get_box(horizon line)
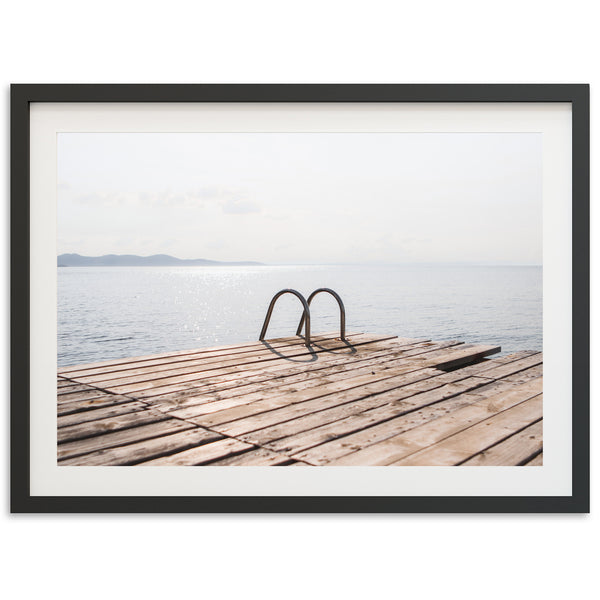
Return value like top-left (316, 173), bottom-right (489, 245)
top-left (57, 252), bottom-right (541, 268)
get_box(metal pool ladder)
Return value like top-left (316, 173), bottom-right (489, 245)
top-left (259, 288), bottom-right (346, 346)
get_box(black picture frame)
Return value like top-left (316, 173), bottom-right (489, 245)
top-left (10, 84), bottom-right (590, 513)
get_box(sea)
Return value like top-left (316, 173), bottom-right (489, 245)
top-left (57, 264), bottom-right (542, 368)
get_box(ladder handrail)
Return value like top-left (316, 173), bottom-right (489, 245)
top-left (296, 287), bottom-right (346, 340)
top-left (259, 289), bottom-right (312, 346)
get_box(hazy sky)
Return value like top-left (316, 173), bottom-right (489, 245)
top-left (57, 132), bottom-right (542, 264)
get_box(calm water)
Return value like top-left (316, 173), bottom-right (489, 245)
top-left (57, 265), bottom-right (542, 367)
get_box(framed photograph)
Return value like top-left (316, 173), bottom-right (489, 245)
top-left (11, 84), bottom-right (589, 512)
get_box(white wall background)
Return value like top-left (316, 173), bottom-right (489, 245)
top-left (1, 1), bottom-right (597, 598)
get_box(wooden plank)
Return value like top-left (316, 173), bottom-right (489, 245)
top-left (447, 378), bottom-right (524, 399)
top-left (461, 420), bottom-right (543, 466)
top-left (189, 365), bottom-right (444, 433)
top-left (76, 336), bottom-right (429, 393)
top-left (426, 351), bottom-right (539, 380)
top-left (261, 390), bottom-right (481, 458)
top-left (150, 341), bottom-right (434, 411)
top-left (58, 400), bottom-right (150, 428)
top-left (93, 334), bottom-right (400, 397)
top-left (140, 438), bottom-right (254, 466)
top-left (393, 396), bottom-right (543, 465)
top-left (62, 333), bottom-right (392, 382)
top-left (394, 340), bottom-right (463, 358)
top-left (213, 364), bottom-right (526, 443)
top-left (57, 332), bottom-right (354, 374)
top-left (524, 452), bottom-right (543, 466)
top-left (325, 379), bottom-right (542, 466)
top-left (57, 388), bottom-right (111, 403)
top-left (476, 350), bottom-right (537, 363)
top-left (59, 427), bottom-right (222, 466)
top-left (206, 373), bottom-right (498, 440)
top-left (114, 339), bottom-right (413, 404)
top-left (209, 448), bottom-right (293, 466)
top-left (502, 364), bottom-right (543, 384)
top-left (85, 333), bottom-right (413, 387)
top-left (233, 368), bottom-right (446, 447)
top-left (57, 419), bottom-right (195, 461)
top-left (239, 369), bottom-right (510, 452)
top-left (468, 353), bottom-right (543, 381)
top-left (141, 339), bottom-right (445, 407)
top-left (163, 353), bottom-right (454, 420)
top-left (417, 344), bottom-right (501, 369)
top-left (57, 410), bottom-right (170, 443)
top-left (57, 382), bottom-right (92, 393)
top-left (289, 379), bottom-right (520, 465)
top-left (65, 332), bottom-right (366, 383)
top-left (57, 394), bottom-right (142, 416)
top-left (122, 336), bottom-right (420, 402)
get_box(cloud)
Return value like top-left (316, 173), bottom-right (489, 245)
top-left (73, 192), bottom-right (110, 205)
top-left (139, 190), bottom-right (206, 208)
top-left (70, 186), bottom-right (261, 213)
top-left (221, 197), bottom-right (261, 214)
top-left (71, 190), bottom-right (204, 208)
top-left (139, 187), bottom-right (261, 214)
top-left (189, 186), bottom-right (262, 214)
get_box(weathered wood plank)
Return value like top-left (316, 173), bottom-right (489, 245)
top-left (77, 337), bottom-right (431, 396)
top-left (209, 448), bottom-right (293, 466)
top-left (150, 342), bottom-right (434, 411)
top-left (502, 364), bottom-right (543, 384)
top-left (57, 394), bottom-right (142, 416)
top-left (393, 396), bottom-right (543, 466)
top-left (57, 388), bottom-right (112, 403)
top-left (57, 377), bottom-right (79, 388)
top-left (394, 340), bottom-right (463, 358)
top-left (212, 375), bottom-right (494, 441)
top-left (240, 369), bottom-right (524, 456)
top-left (461, 420), bottom-right (543, 466)
top-left (57, 410), bottom-right (170, 443)
top-left (59, 427), bottom-right (222, 466)
top-left (164, 359), bottom-right (442, 421)
top-left (213, 362), bottom-right (529, 443)
top-left (94, 334), bottom-right (400, 397)
top-left (135, 342), bottom-right (408, 398)
top-left (58, 401), bottom-right (150, 428)
top-left (262, 391), bottom-right (480, 458)
top-left (417, 344), bottom-right (501, 369)
top-left (289, 379), bottom-right (521, 465)
top-left (426, 351), bottom-right (539, 380)
top-left (65, 332), bottom-right (364, 383)
top-left (61, 333), bottom-right (393, 382)
top-left (140, 438), bottom-right (254, 466)
top-left (139, 339), bottom-right (448, 407)
top-left (57, 420), bottom-right (195, 461)
top-left (57, 382), bottom-right (93, 393)
top-left (71, 333), bottom-right (412, 387)
top-left (524, 452), bottom-right (543, 466)
top-left (469, 353), bottom-right (543, 381)
top-left (189, 366), bottom-right (444, 434)
top-left (325, 379), bottom-right (542, 466)
top-left (58, 332), bottom-right (364, 375)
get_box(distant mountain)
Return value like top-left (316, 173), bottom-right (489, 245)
top-left (57, 253), bottom-right (264, 267)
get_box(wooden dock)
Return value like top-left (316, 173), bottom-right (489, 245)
top-left (57, 333), bottom-right (543, 466)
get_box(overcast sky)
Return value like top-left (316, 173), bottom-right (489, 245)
top-left (57, 132), bottom-right (542, 265)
